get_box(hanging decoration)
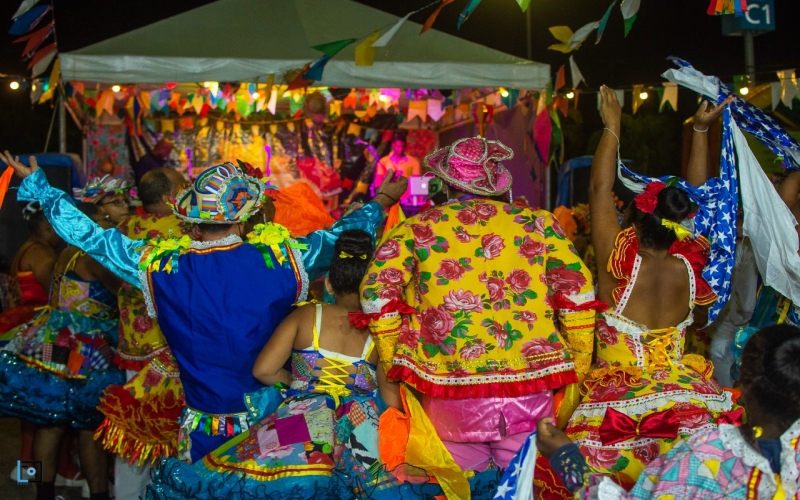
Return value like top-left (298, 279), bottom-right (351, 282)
top-left (659, 82), bottom-right (678, 112)
top-left (707, 0), bottom-right (748, 16)
top-left (777, 69), bottom-right (798, 107)
top-left (548, 21), bottom-right (600, 53)
top-left (555, 65), bottom-right (566, 91)
top-left (620, 0), bottom-right (641, 36)
top-left (372, 13), bottom-right (412, 47)
top-left (596, 0), bottom-right (618, 43)
top-left (421, 0), bottom-right (454, 34)
top-left (569, 56), bottom-right (585, 89)
top-left (457, 0), bottom-right (483, 30)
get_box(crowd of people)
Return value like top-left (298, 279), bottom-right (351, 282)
top-left (0, 80), bottom-right (798, 500)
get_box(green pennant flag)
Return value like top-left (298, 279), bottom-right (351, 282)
top-left (596, 0), bottom-right (618, 43)
top-left (236, 91), bottom-right (252, 118)
top-left (312, 39), bottom-right (357, 58)
top-left (623, 14), bottom-right (637, 37)
top-left (516, 0), bottom-right (531, 12)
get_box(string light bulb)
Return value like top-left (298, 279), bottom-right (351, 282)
top-left (112, 85), bottom-right (121, 92)
top-left (639, 91), bottom-right (649, 100)
top-left (378, 94), bottom-right (390, 103)
top-left (9, 81), bottom-right (20, 90)
top-left (566, 91), bottom-right (575, 99)
top-left (251, 92), bottom-right (260, 99)
top-left (499, 87), bottom-right (509, 97)
top-left (739, 86), bottom-right (750, 96)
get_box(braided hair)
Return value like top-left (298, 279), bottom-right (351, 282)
top-left (632, 187), bottom-right (693, 250)
top-left (739, 324), bottom-right (800, 428)
top-left (329, 230), bottom-right (373, 296)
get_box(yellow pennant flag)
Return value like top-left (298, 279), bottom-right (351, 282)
top-left (355, 31), bottom-right (380, 67)
top-left (38, 58), bottom-right (61, 104)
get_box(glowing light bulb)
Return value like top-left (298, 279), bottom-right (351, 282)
top-left (252, 92), bottom-right (260, 99)
top-left (639, 91), bottom-right (649, 100)
top-left (378, 94), bottom-right (390, 103)
top-left (739, 86), bottom-right (750, 96)
top-left (9, 81), bottom-right (19, 90)
top-left (499, 87), bottom-right (509, 97)
top-left (112, 85), bottom-right (121, 92)
top-left (32, 84), bottom-right (36, 91)
top-left (566, 91), bottom-right (575, 99)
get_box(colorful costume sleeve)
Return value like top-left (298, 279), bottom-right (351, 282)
top-left (543, 213), bottom-right (597, 380)
top-left (17, 168), bottom-right (143, 286)
top-left (297, 201), bottom-right (384, 281)
top-left (550, 443), bottom-right (591, 494)
top-left (360, 224), bottom-right (414, 375)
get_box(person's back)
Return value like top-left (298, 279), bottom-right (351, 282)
top-left (617, 251), bottom-right (691, 330)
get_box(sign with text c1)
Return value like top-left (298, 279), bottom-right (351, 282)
top-left (722, 0), bottom-right (776, 36)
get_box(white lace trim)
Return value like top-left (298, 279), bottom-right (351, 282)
top-left (138, 269), bottom-right (157, 318)
top-left (572, 388), bottom-right (733, 417)
top-left (614, 253), bottom-right (640, 314)
top-left (718, 420), bottom-right (800, 499)
top-left (361, 297), bottom-right (391, 315)
top-left (289, 243), bottom-right (309, 303)
top-left (579, 422), bottom-right (717, 450)
top-left (189, 234), bottom-right (242, 249)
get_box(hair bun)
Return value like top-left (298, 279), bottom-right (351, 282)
top-left (335, 230), bottom-right (373, 259)
top-left (656, 187), bottom-right (692, 222)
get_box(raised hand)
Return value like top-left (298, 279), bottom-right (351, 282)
top-left (694, 95), bottom-right (734, 131)
top-left (0, 151), bottom-right (38, 179)
top-left (599, 85), bottom-right (622, 133)
top-left (374, 168), bottom-right (409, 208)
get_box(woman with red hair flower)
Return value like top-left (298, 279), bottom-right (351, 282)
top-left (535, 87), bottom-right (738, 496)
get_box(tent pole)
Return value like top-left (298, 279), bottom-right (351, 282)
top-left (58, 90), bottom-right (67, 153)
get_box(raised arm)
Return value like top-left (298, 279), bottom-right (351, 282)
top-left (298, 171), bottom-right (408, 281)
top-left (589, 86), bottom-right (624, 301)
top-left (2, 152), bottom-right (143, 286)
top-left (686, 96), bottom-right (734, 187)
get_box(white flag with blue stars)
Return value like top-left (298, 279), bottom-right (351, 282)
top-left (493, 431), bottom-right (536, 500)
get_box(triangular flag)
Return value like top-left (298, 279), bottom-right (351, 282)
top-left (14, 22), bottom-right (53, 60)
top-left (355, 31), bottom-right (380, 66)
top-left (161, 119), bottom-right (175, 133)
top-left (569, 56), bottom-right (585, 88)
top-left (95, 90), bottom-right (116, 118)
top-left (12, 0), bottom-right (39, 20)
top-left (312, 39), bottom-right (356, 58)
top-left (408, 100), bottom-right (428, 122)
top-left (596, 0), bottom-right (618, 43)
top-left (37, 57), bottom-right (59, 104)
top-left (287, 63), bottom-right (312, 90)
top-left (191, 94), bottom-right (204, 114)
top-left (620, 0), bottom-right (640, 36)
top-left (427, 99), bottom-right (446, 121)
top-left (179, 117), bottom-right (194, 130)
top-left (555, 65), bottom-right (566, 91)
top-left (660, 82), bottom-right (678, 112)
top-left (533, 104), bottom-right (552, 163)
top-left (517, 0), bottom-right (531, 12)
top-left (771, 82), bottom-right (782, 110)
top-left (624, 15), bottom-right (637, 36)
top-left (554, 95), bottom-right (569, 117)
top-left (9, 4), bottom-right (49, 35)
top-left (266, 89), bottom-right (277, 114)
top-left (632, 84), bottom-right (645, 114)
top-left (421, 0), bottom-right (454, 34)
top-left (28, 42), bottom-right (56, 70)
top-left (777, 69), bottom-right (798, 107)
top-left (458, 0), bottom-right (482, 29)
top-left (365, 106), bottom-right (378, 119)
top-left (373, 13), bottom-right (412, 47)
top-left (329, 100), bottom-right (341, 118)
top-left (346, 122), bottom-right (362, 136)
top-left (303, 55), bottom-right (330, 82)
top-left (573, 89), bottom-right (582, 109)
top-left (548, 21), bottom-right (600, 53)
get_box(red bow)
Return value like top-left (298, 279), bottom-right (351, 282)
top-left (598, 408), bottom-right (679, 445)
top-left (717, 408), bottom-right (745, 426)
top-left (348, 299), bottom-right (416, 329)
top-left (550, 293), bottom-right (608, 313)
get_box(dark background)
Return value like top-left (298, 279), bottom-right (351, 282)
top-left (0, 0), bottom-right (797, 167)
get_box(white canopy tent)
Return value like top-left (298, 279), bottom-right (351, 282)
top-left (59, 0), bottom-right (549, 89)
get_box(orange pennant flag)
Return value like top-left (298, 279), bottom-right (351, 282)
top-left (421, 0), bottom-right (455, 34)
top-left (0, 166), bottom-right (14, 211)
top-left (555, 65), bottom-right (566, 91)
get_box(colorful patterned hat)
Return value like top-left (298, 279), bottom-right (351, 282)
top-left (173, 162), bottom-right (268, 224)
top-left (73, 175), bottom-right (133, 204)
top-left (423, 137), bottom-right (513, 197)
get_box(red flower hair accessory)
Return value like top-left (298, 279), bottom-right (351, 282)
top-left (633, 181), bottom-right (666, 214)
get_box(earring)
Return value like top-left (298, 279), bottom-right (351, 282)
top-left (752, 426), bottom-right (763, 439)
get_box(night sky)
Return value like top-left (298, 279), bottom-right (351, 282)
top-left (0, 0), bottom-right (798, 153)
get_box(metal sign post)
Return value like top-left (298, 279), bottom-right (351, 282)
top-left (721, 0), bottom-right (776, 84)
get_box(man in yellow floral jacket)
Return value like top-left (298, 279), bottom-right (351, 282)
top-left (361, 137), bottom-right (597, 471)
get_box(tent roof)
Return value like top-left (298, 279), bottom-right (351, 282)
top-left (59, 0), bottom-right (549, 89)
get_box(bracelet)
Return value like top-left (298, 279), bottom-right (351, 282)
top-left (693, 125), bottom-right (709, 133)
top-left (603, 127), bottom-right (620, 145)
top-left (377, 191), bottom-right (398, 204)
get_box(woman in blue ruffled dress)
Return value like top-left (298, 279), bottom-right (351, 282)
top-left (0, 201), bottom-right (125, 500)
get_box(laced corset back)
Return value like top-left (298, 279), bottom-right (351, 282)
top-left (597, 250), bottom-right (697, 371)
top-left (290, 303), bottom-right (378, 399)
top-left (54, 250), bottom-right (117, 320)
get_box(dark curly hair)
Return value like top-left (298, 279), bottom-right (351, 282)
top-left (739, 324), bottom-right (800, 428)
top-left (328, 230), bottom-right (374, 295)
top-left (632, 186), bottom-right (693, 250)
